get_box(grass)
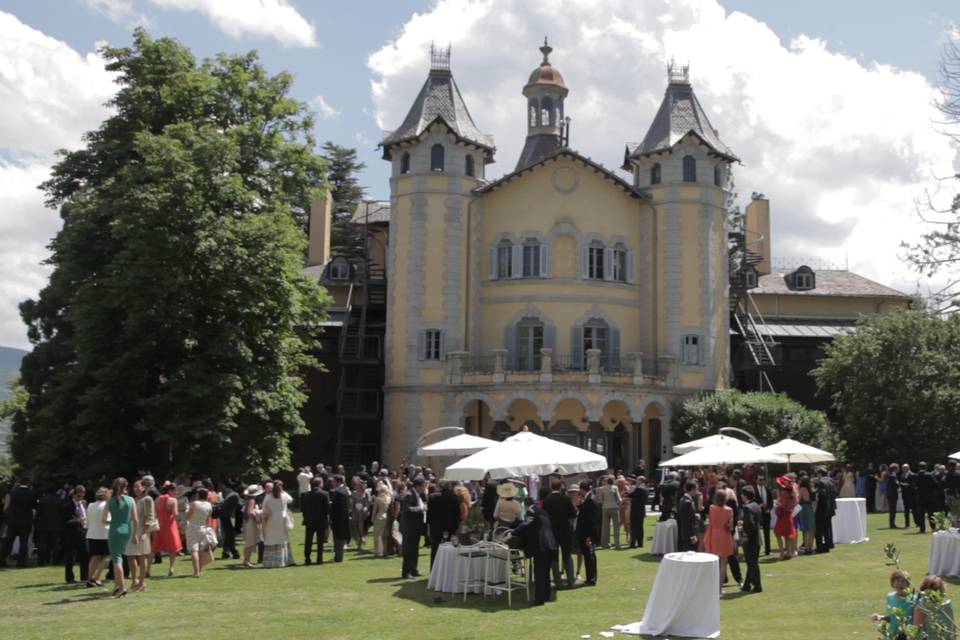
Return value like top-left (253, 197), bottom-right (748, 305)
top-left (0, 513), bottom-right (953, 640)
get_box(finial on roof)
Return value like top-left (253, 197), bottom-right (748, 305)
top-left (540, 36), bottom-right (552, 64)
top-left (430, 42), bottom-right (451, 72)
top-left (667, 57), bottom-right (690, 84)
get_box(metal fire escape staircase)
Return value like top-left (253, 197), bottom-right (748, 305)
top-left (728, 227), bottom-right (779, 392)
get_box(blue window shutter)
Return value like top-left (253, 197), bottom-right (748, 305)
top-left (439, 331), bottom-right (447, 360)
top-left (626, 250), bottom-right (635, 283)
top-left (540, 243), bottom-right (549, 277)
top-left (611, 329), bottom-right (621, 368)
top-left (505, 326), bottom-right (517, 370)
top-left (571, 326), bottom-right (584, 369)
top-left (603, 247), bottom-right (614, 281)
top-left (489, 246), bottom-right (498, 280)
top-left (417, 330), bottom-right (425, 361)
top-left (511, 244), bottom-right (522, 278)
top-left (580, 245), bottom-right (590, 278)
top-left (544, 324), bottom-right (556, 351)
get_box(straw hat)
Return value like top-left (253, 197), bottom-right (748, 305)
top-left (243, 484), bottom-right (264, 497)
top-left (496, 483), bottom-right (518, 498)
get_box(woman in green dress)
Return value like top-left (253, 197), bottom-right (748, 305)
top-left (105, 477), bottom-right (138, 597)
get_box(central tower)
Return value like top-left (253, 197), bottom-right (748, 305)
top-left (516, 38), bottom-right (569, 171)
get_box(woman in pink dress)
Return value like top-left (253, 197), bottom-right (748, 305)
top-left (773, 475), bottom-right (798, 560)
top-left (153, 482), bottom-right (183, 576)
top-left (705, 490), bottom-right (735, 593)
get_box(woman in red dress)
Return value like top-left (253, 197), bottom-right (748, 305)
top-left (153, 482), bottom-right (183, 576)
top-left (773, 475), bottom-right (798, 560)
top-left (705, 490), bottom-right (735, 593)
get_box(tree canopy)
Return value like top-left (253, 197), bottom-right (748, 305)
top-left (672, 390), bottom-right (842, 458)
top-left (11, 29), bottom-right (330, 483)
top-left (321, 142), bottom-right (367, 256)
top-left (812, 309), bottom-right (960, 465)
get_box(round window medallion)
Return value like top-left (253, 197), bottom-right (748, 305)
top-left (551, 167), bottom-right (579, 193)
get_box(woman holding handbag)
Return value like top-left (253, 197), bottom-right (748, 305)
top-left (185, 488), bottom-right (216, 577)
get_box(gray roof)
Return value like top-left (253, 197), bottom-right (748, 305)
top-left (757, 323), bottom-right (856, 339)
top-left (380, 68), bottom-right (494, 160)
top-left (626, 79), bottom-right (737, 164)
top-left (351, 200), bottom-right (391, 224)
top-left (515, 133), bottom-right (563, 172)
top-left (753, 270), bottom-right (910, 299)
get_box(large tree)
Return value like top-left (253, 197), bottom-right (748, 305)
top-left (11, 30), bottom-right (330, 483)
top-left (672, 390), bottom-right (842, 459)
top-left (321, 142), bottom-right (367, 256)
top-left (812, 310), bottom-right (960, 464)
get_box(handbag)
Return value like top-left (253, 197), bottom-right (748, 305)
top-left (284, 510), bottom-right (295, 531)
top-left (202, 526), bottom-right (218, 550)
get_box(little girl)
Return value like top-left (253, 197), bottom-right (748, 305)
top-left (871, 570), bottom-right (914, 640)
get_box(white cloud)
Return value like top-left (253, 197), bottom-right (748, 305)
top-left (148, 0), bottom-right (316, 47)
top-left (368, 0), bottom-right (958, 294)
top-left (311, 94), bottom-right (340, 119)
top-left (0, 11), bottom-right (117, 349)
top-left (84, 0), bottom-right (151, 27)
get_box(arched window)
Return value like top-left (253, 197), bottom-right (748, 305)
top-left (400, 152), bottom-right (410, 174)
top-left (430, 144), bottom-right (444, 172)
top-left (714, 164), bottom-right (723, 187)
top-left (542, 96), bottom-right (554, 126)
top-left (650, 163), bottom-right (661, 185)
top-left (465, 154), bottom-right (475, 177)
top-left (682, 155), bottom-right (696, 182)
top-left (528, 98), bottom-right (539, 127)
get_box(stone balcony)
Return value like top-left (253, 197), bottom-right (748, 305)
top-left (444, 348), bottom-right (677, 387)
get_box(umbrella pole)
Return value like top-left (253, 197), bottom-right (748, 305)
top-left (786, 454), bottom-right (791, 473)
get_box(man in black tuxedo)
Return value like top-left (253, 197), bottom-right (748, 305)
top-left (62, 485), bottom-right (88, 583)
top-left (885, 463), bottom-right (901, 529)
top-left (426, 481), bottom-right (461, 569)
top-left (301, 477), bottom-right (330, 565)
top-left (738, 486), bottom-right (762, 593)
top-left (900, 463), bottom-right (916, 528)
top-left (914, 461), bottom-right (940, 533)
top-left (543, 477), bottom-right (576, 588)
top-left (628, 477), bottom-right (649, 548)
top-left (677, 481), bottom-right (700, 552)
top-left (575, 481), bottom-right (601, 586)
top-left (329, 475), bottom-right (351, 563)
top-left (752, 472), bottom-right (773, 555)
top-left (659, 471), bottom-right (680, 521)
top-left (35, 488), bottom-right (64, 566)
top-left (400, 477), bottom-right (427, 578)
top-left (1, 476), bottom-right (37, 567)
top-left (814, 467), bottom-right (837, 552)
top-left (512, 502), bottom-right (557, 606)
top-left (218, 483), bottom-right (241, 560)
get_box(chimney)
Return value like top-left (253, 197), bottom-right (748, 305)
top-left (745, 195), bottom-right (771, 276)
top-left (307, 190), bottom-right (333, 266)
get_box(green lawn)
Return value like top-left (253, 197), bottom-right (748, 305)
top-left (0, 513), bottom-right (952, 640)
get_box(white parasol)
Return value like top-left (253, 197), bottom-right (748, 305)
top-left (759, 438), bottom-right (835, 470)
top-left (444, 429), bottom-right (607, 480)
top-left (673, 433), bottom-right (754, 455)
top-left (417, 433), bottom-right (497, 456)
top-left (948, 450), bottom-right (960, 461)
top-left (661, 439), bottom-right (786, 467)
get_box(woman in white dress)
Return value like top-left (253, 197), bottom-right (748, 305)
top-left (185, 488), bottom-right (216, 577)
top-left (124, 480), bottom-right (157, 592)
top-left (261, 480), bottom-right (293, 568)
top-left (241, 484), bottom-right (264, 568)
top-left (371, 485), bottom-right (392, 557)
top-left (840, 465), bottom-right (857, 499)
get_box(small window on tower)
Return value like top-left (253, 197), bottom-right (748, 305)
top-left (650, 163), bottom-right (661, 185)
top-left (714, 165), bottom-right (723, 187)
top-left (528, 98), bottom-right (539, 127)
top-left (465, 155), bottom-right (475, 177)
top-left (542, 96), bottom-right (554, 126)
top-left (430, 144), bottom-right (445, 172)
top-left (683, 155), bottom-right (697, 182)
top-left (400, 152), bottom-right (410, 174)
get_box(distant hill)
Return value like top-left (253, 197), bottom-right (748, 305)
top-left (0, 346), bottom-right (27, 454)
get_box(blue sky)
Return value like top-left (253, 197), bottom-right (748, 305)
top-left (0, 0), bottom-right (958, 349)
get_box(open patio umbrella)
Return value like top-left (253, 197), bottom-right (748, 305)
top-left (673, 433), bottom-right (754, 455)
top-left (661, 439), bottom-right (786, 467)
top-left (444, 429), bottom-right (607, 480)
top-left (417, 433), bottom-right (496, 457)
top-left (950, 451), bottom-right (960, 461)
top-left (760, 438), bottom-right (835, 471)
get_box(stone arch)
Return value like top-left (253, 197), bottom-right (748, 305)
top-left (500, 390), bottom-right (546, 417)
top-left (598, 392), bottom-right (643, 419)
top-left (545, 391), bottom-right (598, 422)
top-left (640, 394), bottom-right (672, 419)
top-left (504, 395), bottom-right (542, 431)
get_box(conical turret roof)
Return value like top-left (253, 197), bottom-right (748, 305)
top-left (380, 47), bottom-right (494, 161)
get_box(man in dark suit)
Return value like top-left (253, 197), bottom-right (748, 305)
top-left (426, 481), bottom-right (461, 569)
top-left (543, 477), bottom-right (576, 588)
top-left (1, 476), bottom-right (37, 567)
top-left (481, 477), bottom-right (498, 535)
top-left (62, 485), bottom-right (88, 583)
top-left (739, 485), bottom-right (762, 593)
top-left (628, 477), bottom-right (649, 548)
top-left (814, 466), bottom-right (837, 552)
top-left (575, 481), bottom-right (601, 586)
top-left (900, 463), bottom-right (916, 528)
top-left (329, 474), bottom-right (351, 563)
top-left (218, 483), bottom-right (241, 560)
top-left (400, 477), bottom-right (427, 578)
top-left (885, 463), bottom-right (901, 529)
top-left (35, 488), bottom-right (64, 566)
top-left (677, 481), bottom-right (700, 552)
top-left (752, 472), bottom-right (773, 555)
top-left (512, 501), bottom-right (557, 606)
top-left (914, 461), bottom-right (940, 533)
top-left (659, 471), bottom-right (680, 521)
top-left (301, 477), bottom-right (330, 565)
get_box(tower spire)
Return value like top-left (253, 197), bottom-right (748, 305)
top-left (540, 36), bottom-right (552, 64)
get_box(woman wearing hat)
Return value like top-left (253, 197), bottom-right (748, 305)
top-left (773, 475), bottom-right (798, 560)
top-left (153, 482), bottom-right (182, 577)
top-left (241, 484), bottom-right (264, 567)
top-left (493, 482), bottom-right (521, 528)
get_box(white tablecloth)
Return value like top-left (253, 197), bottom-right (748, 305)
top-left (426, 543), bottom-right (504, 594)
top-left (612, 551), bottom-right (720, 638)
top-left (832, 497), bottom-right (868, 544)
top-left (929, 530), bottom-right (960, 577)
top-left (651, 519), bottom-right (677, 555)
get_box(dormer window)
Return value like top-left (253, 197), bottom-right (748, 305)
top-left (329, 257), bottom-right (350, 280)
top-left (795, 267), bottom-right (815, 290)
top-left (430, 144), bottom-right (445, 172)
top-left (714, 165), bottom-right (723, 187)
top-left (465, 155), bottom-right (475, 177)
top-left (400, 152), bottom-right (410, 175)
top-left (650, 163), bottom-right (661, 185)
top-left (682, 155), bottom-right (696, 182)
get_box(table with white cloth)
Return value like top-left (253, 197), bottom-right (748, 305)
top-left (650, 519), bottom-right (677, 555)
top-left (831, 497), bottom-right (869, 544)
top-left (427, 543), bottom-right (504, 594)
top-left (612, 551), bottom-right (720, 638)
top-left (928, 529), bottom-right (960, 577)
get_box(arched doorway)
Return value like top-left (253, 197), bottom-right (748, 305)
top-left (462, 398), bottom-right (495, 437)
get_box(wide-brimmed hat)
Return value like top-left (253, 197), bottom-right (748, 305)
top-left (161, 481), bottom-right (176, 493)
top-left (243, 484), bottom-right (264, 497)
top-left (566, 485), bottom-right (581, 494)
top-left (775, 475), bottom-right (792, 488)
top-left (497, 483), bottom-right (518, 498)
